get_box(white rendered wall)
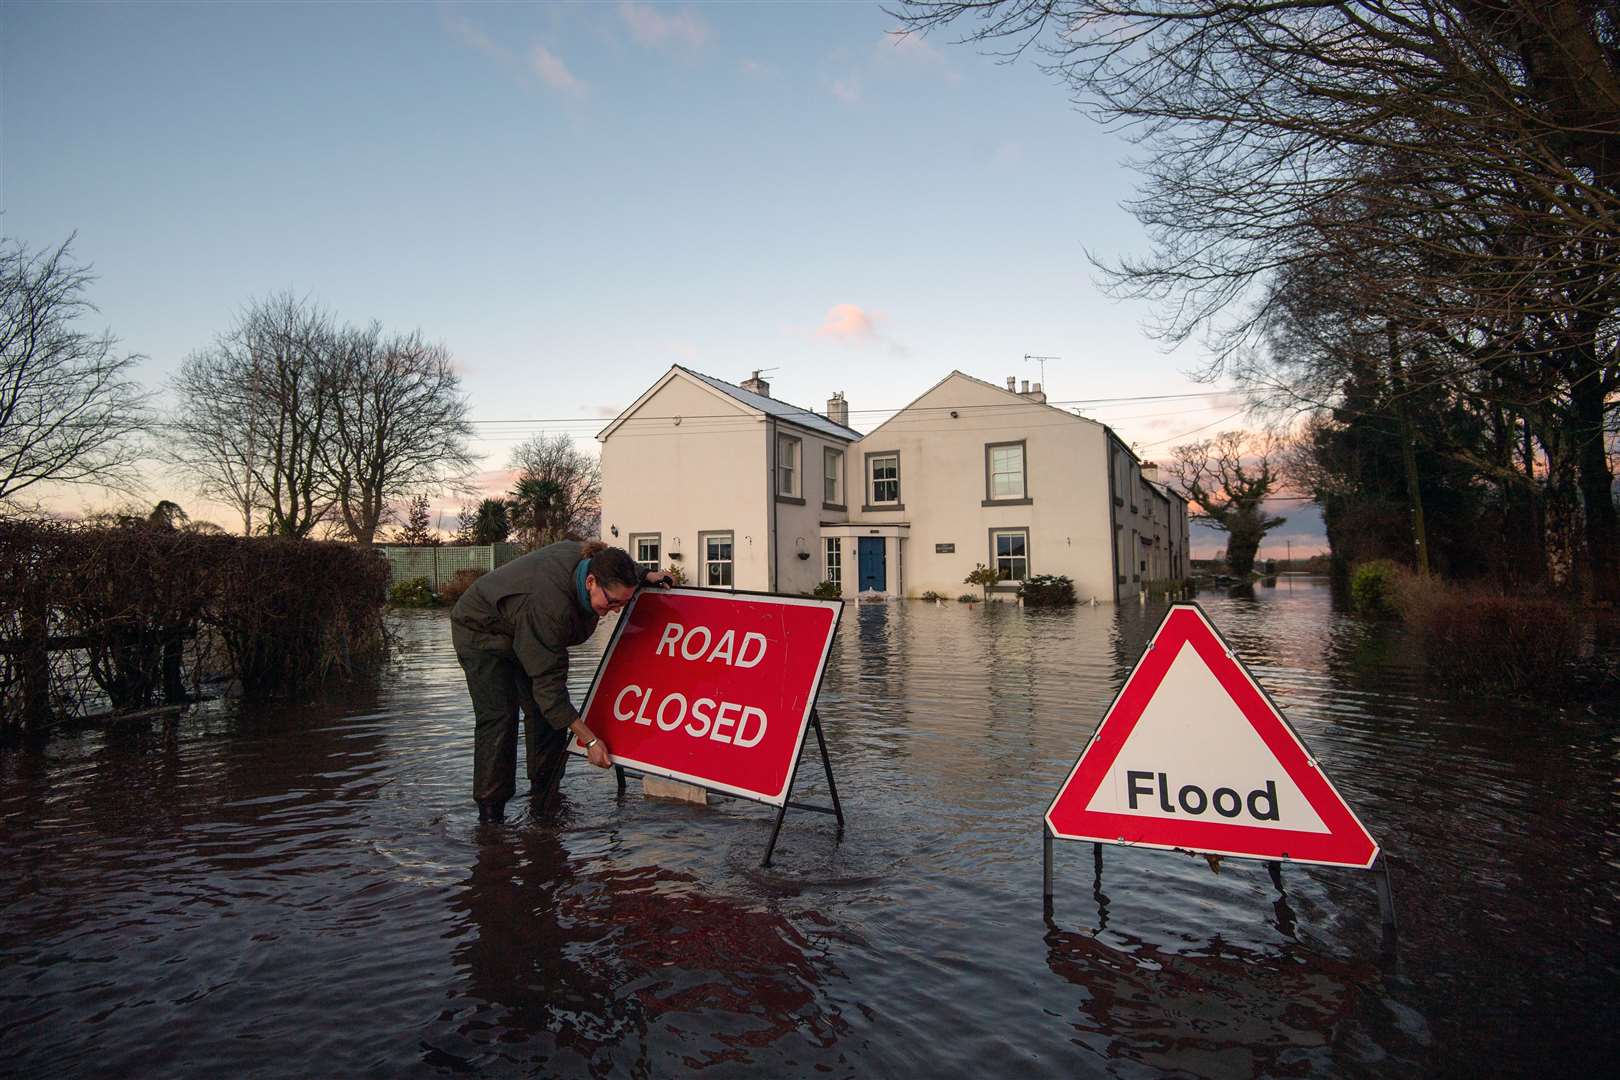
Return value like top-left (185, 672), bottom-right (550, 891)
top-left (850, 374), bottom-right (1118, 602)
top-left (598, 375), bottom-right (770, 591)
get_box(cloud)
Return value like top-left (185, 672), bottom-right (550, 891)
top-left (531, 44), bottom-right (586, 95)
top-left (815, 304), bottom-right (908, 355)
top-left (588, 404), bottom-right (622, 419)
top-left (881, 30), bottom-right (961, 83)
top-left (817, 304), bottom-right (878, 341)
top-left (619, 2), bottom-right (709, 52)
top-left (443, 7), bottom-right (505, 62)
top-left (828, 75), bottom-right (861, 104)
top-left (441, 6), bottom-right (585, 97)
top-left (740, 58), bottom-right (766, 77)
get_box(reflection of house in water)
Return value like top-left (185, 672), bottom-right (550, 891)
top-left (600, 367), bottom-right (1190, 603)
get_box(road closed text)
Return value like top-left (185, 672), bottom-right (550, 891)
top-left (612, 685), bottom-right (767, 747)
top-left (610, 621), bottom-right (774, 747)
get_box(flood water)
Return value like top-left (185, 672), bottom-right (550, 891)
top-left (3, 578), bottom-right (1617, 1077)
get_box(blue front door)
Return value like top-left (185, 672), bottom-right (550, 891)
top-left (858, 537), bottom-right (886, 593)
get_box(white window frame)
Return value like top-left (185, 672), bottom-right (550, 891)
top-left (991, 528), bottom-right (1029, 583)
top-left (701, 531), bottom-right (734, 589)
top-left (824, 448), bottom-right (843, 506)
top-left (824, 537), bottom-right (842, 590)
top-left (777, 434), bottom-right (801, 498)
top-left (630, 533), bottom-right (661, 574)
top-left (986, 441), bottom-right (1027, 502)
top-left (868, 453), bottom-right (900, 506)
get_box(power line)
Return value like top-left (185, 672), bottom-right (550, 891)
top-left (464, 390), bottom-right (1242, 427)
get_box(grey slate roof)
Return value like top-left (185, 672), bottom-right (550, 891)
top-left (678, 366), bottom-right (862, 441)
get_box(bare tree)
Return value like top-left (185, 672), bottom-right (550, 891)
top-left (169, 293), bottom-right (340, 538)
top-left (892, 0), bottom-right (1620, 598)
top-left (168, 342), bottom-right (262, 534)
top-left (324, 324), bottom-right (475, 545)
top-left (0, 235), bottom-right (149, 502)
top-left (1171, 432), bottom-right (1288, 576)
top-left (508, 434), bottom-right (601, 549)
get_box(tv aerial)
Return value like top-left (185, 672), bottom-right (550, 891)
top-left (1024, 354), bottom-right (1059, 387)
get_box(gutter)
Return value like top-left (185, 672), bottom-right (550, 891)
top-left (1105, 430), bottom-right (1120, 603)
top-left (768, 416), bottom-right (778, 592)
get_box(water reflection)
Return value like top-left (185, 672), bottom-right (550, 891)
top-left (2, 579), bottom-right (1616, 1077)
top-left (1043, 921), bottom-right (1369, 1076)
top-left (441, 827), bottom-right (848, 1075)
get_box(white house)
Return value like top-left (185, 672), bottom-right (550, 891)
top-left (597, 366), bottom-right (860, 595)
top-left (598, 366), bottom-right (1189, 602)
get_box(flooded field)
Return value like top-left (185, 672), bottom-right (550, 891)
top-left (3, 578), bottom-right (1616, 1076)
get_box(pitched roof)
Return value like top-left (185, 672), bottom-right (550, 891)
top-left (678, 366), bottom-right (861, 441)
top-left (859, 369), bottom-right (1105, 441)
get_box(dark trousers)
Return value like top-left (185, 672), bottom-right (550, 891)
top-left (455, 644), bottom-right (570, 806)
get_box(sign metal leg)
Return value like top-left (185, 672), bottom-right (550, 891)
top-left (811, 710), bottom-right (845, 835)
top-left (1373, 855), bottom-right (1397, 931)
top-left (1043, 827), bottom-right (1054, 901)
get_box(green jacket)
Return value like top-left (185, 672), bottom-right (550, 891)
top-left (450, 540), bottom-right (598, 730)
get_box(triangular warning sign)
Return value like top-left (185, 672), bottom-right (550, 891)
top-left (1046, 603), bottom-right (1379, 869)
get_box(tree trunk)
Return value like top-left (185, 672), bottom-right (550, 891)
top-left (1570, 373), bottom-right (1619, 603)
top-left (1543, 441), bottom-right (1583, 595)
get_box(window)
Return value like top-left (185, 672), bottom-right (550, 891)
top-left (703, 532), bottom-right (734, 588)
top-left (824, 448), bottom-right (843, 506)
top-left (992, 529), bottom-right (1028, 582)
top-left (985, 441), bottom-right (1027, 502)
top-left (631, 534), bottom-right (660, 574)
top-left (777, 434), bottom-right (801, 498)
top-left (870, 454), bottom-right (899, 505)
top-left (824, 538), bottom-right (842, 590)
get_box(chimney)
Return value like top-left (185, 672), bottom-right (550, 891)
top-left (1141, 462), bottom-right (1159, 484)
top-left (1006, 376), bottom-right (1017, 391)
top-left (741, 369), bottom-right (770, 397)
top-left (1020, 379), bottom-right (1030, 394)
top-left (826, 391), bottom-right (849, 427)
top-left (1020, 380), bottom-right (1047, 404)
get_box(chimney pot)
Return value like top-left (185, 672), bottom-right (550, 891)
top-left (1020, 379), bottom-right (1030, 393)
top-left (1006, 376), bottom-right (1017, 391)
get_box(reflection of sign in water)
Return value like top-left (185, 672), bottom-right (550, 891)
top-left (1047, 603), bottom-right (1379, 869)
top-left (575, 588), bottom-right (841, 807)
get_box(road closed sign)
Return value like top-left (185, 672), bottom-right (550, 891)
top-left (1047, 603), bottom-right (1379, 868)
top-left (573, 588), bottom-right (842, 806)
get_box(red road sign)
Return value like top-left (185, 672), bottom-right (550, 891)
top-left (572, 588), bottom-right (841, 806)
top-left (1046, 603), bottom-right (1379, 868)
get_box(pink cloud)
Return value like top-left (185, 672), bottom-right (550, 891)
top-left (815, 303), bottom-right (908, 356)
top-left (531, 44), bottom-right (586, 95)
top-left (828, 76), bottom-right (861, 104)
top-left (619, 2), bottom-right (709, 51)
top-left (817, 303), bottom-right (878, 340)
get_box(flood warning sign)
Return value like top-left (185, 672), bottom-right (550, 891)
top-left (1046, 603), bottom-right (1379, 868)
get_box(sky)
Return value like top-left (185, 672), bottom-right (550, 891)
top-left (1, 0), bottom-right (1324, 558)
